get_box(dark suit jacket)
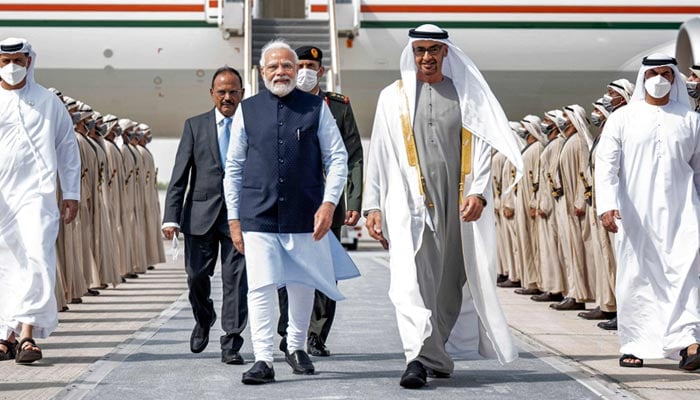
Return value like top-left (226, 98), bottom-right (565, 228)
top-left (163, 108), bottom-right (228, 236)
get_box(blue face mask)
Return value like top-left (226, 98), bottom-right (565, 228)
top-left (686, 81), bottom-right (700, 99)
top-left (590, 112), bottom-right (605, 128)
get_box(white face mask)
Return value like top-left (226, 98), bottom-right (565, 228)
top-left (296, 68), bottom-right (318, 92)
top-left (644, 75), bottom-right (672, 99)
top-left (0, 62), bottom-right (28, 86)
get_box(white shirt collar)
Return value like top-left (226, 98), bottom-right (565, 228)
top-left (214, 107), bottom-right (229, 126)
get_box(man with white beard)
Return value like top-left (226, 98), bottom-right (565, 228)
top-left (224, 39), bottom-right (358, 384)
top-left (596, 54), bottom-right (700, 370)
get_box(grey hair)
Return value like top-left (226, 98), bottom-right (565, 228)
top-left (259, 39), bottom-right (298, 67)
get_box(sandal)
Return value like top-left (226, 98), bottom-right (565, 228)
top-left (0, 339), bottom-right (17, 361)
top-left (15, 337), bottom-right (43, 364)
top-left (619, 354), bottom-right (643, 368)
top-left (679, 345), bottom-right (700, 371)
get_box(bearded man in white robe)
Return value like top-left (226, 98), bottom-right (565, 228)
top-left (596, 54), bottom-right (700, 370)
top-left (363, 24), bottom-right (521, 389)
top-left (0, 38), bottom-right (81, 364)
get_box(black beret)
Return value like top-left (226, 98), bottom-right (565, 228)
top-left (296, 46), bottom-right (323, 62)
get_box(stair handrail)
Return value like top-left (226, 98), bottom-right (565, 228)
top-left (352, 0), bottom-right (360, 35)
top-left (243, 0), bottom-right (254, 97)
top-left (327, 0), bottom-right (341, 92)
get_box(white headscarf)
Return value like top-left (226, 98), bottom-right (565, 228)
top-left (629, 53), bottom-right (691, 109)
top-left (563, 104), bottom-right (593, 149)
top-left (509, 121), bottom-right (526, 149)
top-left (400, 24), bottom-right (523, 184)
top-left (689, 64), bottom-right (700, 79)
top-left (544, 109), bottom-right (566, 139)
top-left (521, 114), bottom-right (546, 144)
top-left (607, 78), bottom-right (635, 103)
top-left (592, 98), bottom-right (611, 118)
top-left (0, 37), bottom-right (36, 84)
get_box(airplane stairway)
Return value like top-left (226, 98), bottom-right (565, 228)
top-left (251, 18), bottom-right (332, 90)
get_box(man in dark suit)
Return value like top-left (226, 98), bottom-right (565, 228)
top-left (162, 67), bottom-right (247, 365)
top-left (277, 46), bottom-right (363, 357)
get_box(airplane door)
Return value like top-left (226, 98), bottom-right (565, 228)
top-left (260, 0), bottom-right (306, 18)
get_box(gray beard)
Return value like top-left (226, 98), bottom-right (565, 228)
top-left (264, 77), bottom-right (295, 97)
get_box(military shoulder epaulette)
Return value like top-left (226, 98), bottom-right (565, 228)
top-left (326, 92), bottom-right (349, 104)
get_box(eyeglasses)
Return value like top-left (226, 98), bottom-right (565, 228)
top-left (264, 62), bottom-right (295, 74)
top-left (412, 45), bottom-right (443, 56)
top-left (214, 89), bottom-right (243, 98)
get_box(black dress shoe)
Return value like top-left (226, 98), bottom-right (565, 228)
top-left (550, 297), bottom-right (585, 311)
top-left (285, 350), bottom-right (315, 375)
top-left (242, 361), bottom-right (275, 385)
top-left (400, 360), bottom-right (427, 389)
top-left (597, 317), bottom-right (618, 330)
top-left (426, 367), bottom-right (450, 379)
top-left (222, 349), bottom-right (245, 365)
top-left (497, 279), bottom-right (521, 288)
top-left (514, 288), bottom-right (542, 295)
top-left (190, 314), bottom-right (216, 353)
top-left (531, 292), bottom-right (564, 302)
top-left (124, 273), bottom-right (138, 279)
top-left (307, 334), bottom-right (330, 357)
top-left (496, 274), bottom-right (509, 284)
top-left (578, 306), bottom-right (617, 320)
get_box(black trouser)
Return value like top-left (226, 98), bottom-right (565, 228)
top-left (184, 227), bottom-right (247, 351)
top-left (277, 226), bottom-right (340, 345)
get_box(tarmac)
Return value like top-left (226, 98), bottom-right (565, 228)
top-left (0, 241), bottom-right (698, 400)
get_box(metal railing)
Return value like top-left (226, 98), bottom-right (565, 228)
top-left (243, 0), bottom-right (254, 96)
top-left (327, 0), bottom-right (341, 92)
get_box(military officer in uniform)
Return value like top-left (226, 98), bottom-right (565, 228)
top-left (277, 45), bottom-right (364, 357)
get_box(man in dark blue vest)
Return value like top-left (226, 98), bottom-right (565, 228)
top-left (162, 67), bottom-right (248, 365)
top-left (224, 39), bottom-right (352, 385)
top-left (277, 45), bottom-right (364, 358)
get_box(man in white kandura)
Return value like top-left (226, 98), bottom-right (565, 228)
top-left (0, 38), bottom-right (81, 364)
top-left (363, 24), bottom-right (522, 389)
top-left (224, 39), bottom-right (358, 385)
top-left (595, 53), bottom-right (700, 371)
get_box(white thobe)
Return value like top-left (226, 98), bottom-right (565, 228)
top-left (0, 83), bottom-right (81, 339)
top-left (596, 100), bottom-right (700, 359)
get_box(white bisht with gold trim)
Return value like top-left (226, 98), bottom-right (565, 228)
top-left (363, 24), bottom-right (523, 364)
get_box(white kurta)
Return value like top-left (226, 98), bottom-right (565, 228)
top-left (363, 81), bottom-right (518, 364)
top-left (224, 100), bottom-right (357, 300)
top-left (596, 100), bottom-right (700, 359)
top-left (0, 83), bottom-right (81, 339)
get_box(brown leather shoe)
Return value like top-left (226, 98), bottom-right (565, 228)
top-left (578, 306), bottom-right (617, 320)
top-left (531, 292), bottom-right (564, 302)
top-left (496, 274), bottom-right (508, 284)
top-left (549, 297), bottom-right (585, 310)
top-left (497, 279), bottom-right (521, 288)
top-left (514, 288), bottom-right (542, 295)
